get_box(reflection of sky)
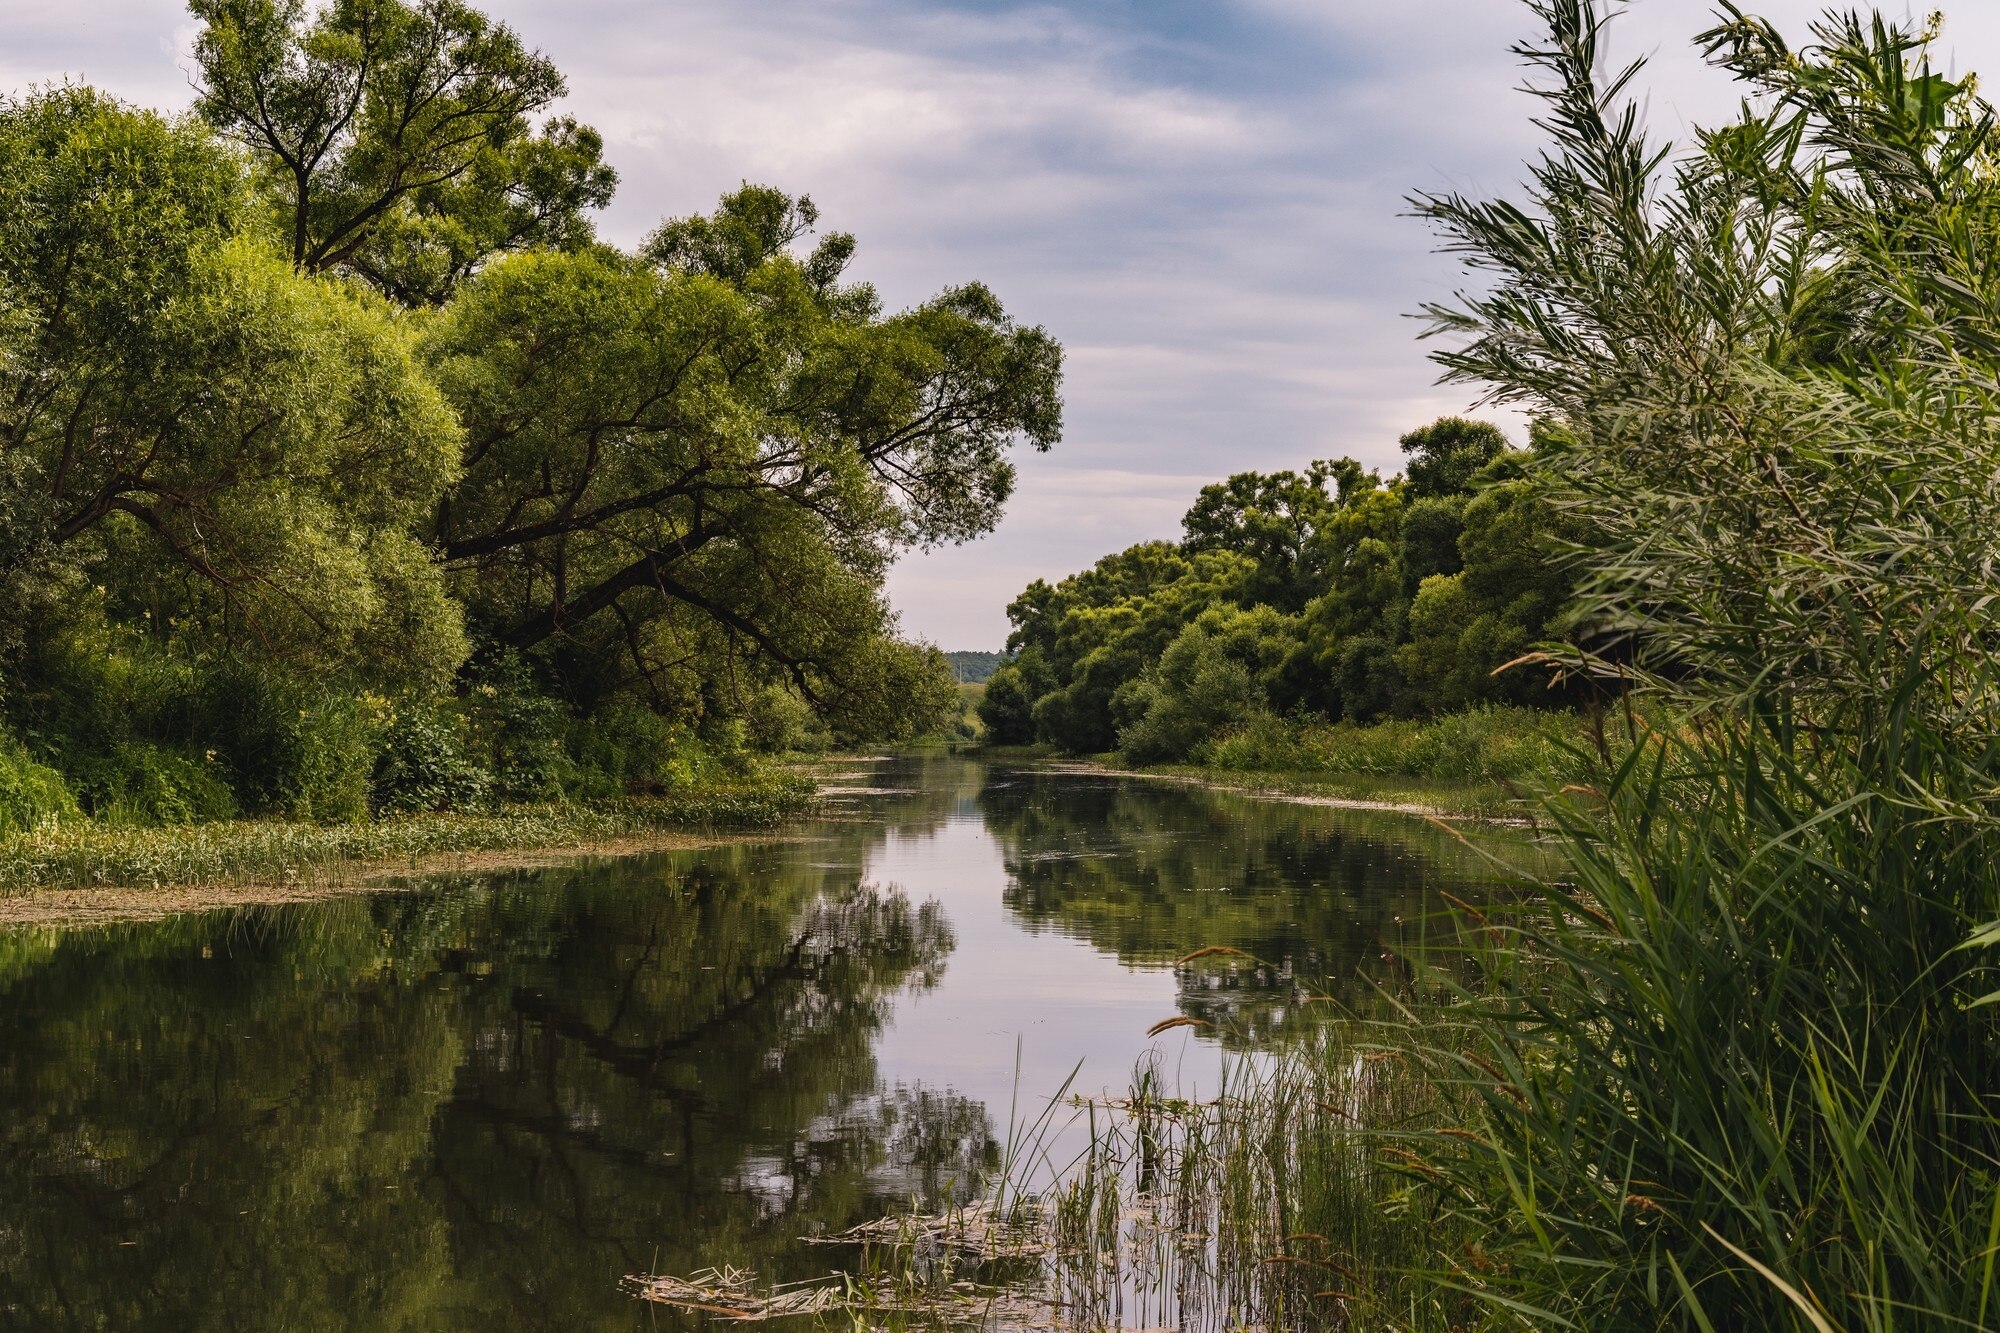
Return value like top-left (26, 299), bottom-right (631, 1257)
top-left (9, 1), bottom-right (1999, 644)
top-left (864, 812), bottom-right (1234, 1184)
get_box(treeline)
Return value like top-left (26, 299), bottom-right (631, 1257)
top-left (0, 0), bottom-right (1060, 829)
top-left (979, 417), bottom-right (1576, 758)
top-left (943, 652), bottom-right (1007, 684)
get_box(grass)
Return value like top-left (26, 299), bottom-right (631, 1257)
top-left (0, 776), bottom-right (815, 895)
top-left (1196, 706), bottom-right (1587, 784)
top-left (621, 1028), bottom-right (1478, 1333)
top-left (1035, 707), bottom-right (1596, 819)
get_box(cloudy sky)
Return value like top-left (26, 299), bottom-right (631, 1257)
top-left (5, 0), bottom-right (1988, 647)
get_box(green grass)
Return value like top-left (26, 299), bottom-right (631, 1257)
top-left (0, 776), bottom-right (815, 894)
top-left (1086, 706), bottom-right (1592, 818)
top-left (1197, 706), bottom-right (1587, 783)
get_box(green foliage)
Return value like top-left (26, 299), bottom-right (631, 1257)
top-left (0, 3), bottom-right (1056, 832)
top-left (1402, 2), bottom-right (2000, 1325)
top-left (371, 704), bottom-right (492, 815)
top-left (0, 773), bottom-right (815, 892)
top-left (992, 418), bottom-right (1575, 755)
top-left (0, 734), bottom-right (78, 836)
top-left (1115, 606), bottom-right (1299, 764)
top-left (742, 686), bottom-right (834, 755)
top-left (191, 0), bottom-right (612, 303)
top-left (942, 651), bottom-right (1007, 684)
top-left (0, 86), bottom-right (469, 687)
top-left (1397, 416), bottom-right (1507, 500)
top-left (425, 190), bottom-right (1055, 739)
top-left (1200, 705), bottom-right (1582, 782)
top-left (975, 662), bottom-right (1039, 745)
top-left (70, 742), bottom-right (238, 827)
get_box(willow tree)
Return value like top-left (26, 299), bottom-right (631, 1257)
top-left (191, 0), bottom-right (616, 305)
top-left (424, 187), bottom-right (1062, 737)
top-left (0, 86), bottom-right (466, 687)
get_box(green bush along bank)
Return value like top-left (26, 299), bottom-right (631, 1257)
top-left (0, 774), bottom-right (812, 895)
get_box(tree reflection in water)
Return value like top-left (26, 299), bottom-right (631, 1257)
top-left (0, 835), bottom-right (988, 1331)
top-left (0, 756), bottom-right (1524, 1330)
top-left (979, 767), bottom-right (1534, 1044)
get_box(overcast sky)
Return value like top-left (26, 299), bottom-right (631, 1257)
top-left (6, 0), bottom-right (1990, 647)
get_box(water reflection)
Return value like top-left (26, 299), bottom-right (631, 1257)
top-left (979, 766), bottom-right (1521, 1043)
top-left (0, 757), bottom-right (1522, 1330)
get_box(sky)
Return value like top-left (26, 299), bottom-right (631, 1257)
top-left (6, 0), bottom-right (1994, 648)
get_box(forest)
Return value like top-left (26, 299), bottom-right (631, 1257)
top-left (0, 0), bottom-right (1060, 833)
top-left (979, 416), bottom-right (1578, 763)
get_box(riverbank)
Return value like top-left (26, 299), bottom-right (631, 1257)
top-left (986, 706), bottom-right (1592, 819)
top-left (1058, 760), bottom-right (1526, 819)
top-left (0, 777), bottom-right (815, 921)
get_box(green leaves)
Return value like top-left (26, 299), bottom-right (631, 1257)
top-left (191, 0), bottom-right (608, 300)
top-left (0, 89), bottom-right (465, 685)
top-left (1409, 2), bottom-right (2000, 1325)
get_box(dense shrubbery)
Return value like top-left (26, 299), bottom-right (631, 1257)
top-left (982, 419), bottom-right (1580, 762)
top-left (1198, 705), bottom-right (1582, 783)
top-left (0, 736), bottom-right (77, 837)
top-left (0, 0), bottom-right (1061, 829)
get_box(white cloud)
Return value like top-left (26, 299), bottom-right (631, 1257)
top-left (12, 0), bottom-right (1997, 647)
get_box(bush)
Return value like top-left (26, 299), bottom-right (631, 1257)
top-left (371, 704), bottom-right (492, 814)
top-left (70, 742), bottom-right (237, 826)
top-left (0, 735), bottom-right (79, 835)
top-left (742, 686), bottom-right (831, 754)
top-left (565, 703), bottom-right (738, 797)
top-left (1198, 705), bottom-right (1580, 782)
top-left (195, 666), bottom-right (380, 821)
top-left (1116, 606), bottom-right (1297, 764)
top-left (465, 652), bottom-right (570, 803)
top-left (978, 656), bottom-right (1047, 746)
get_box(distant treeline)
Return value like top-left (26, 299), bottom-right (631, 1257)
top-left (944, 652), bottom-right (1009, 684)
top-left (0, 0), bottom-right (1061, 831)
top-left (979, 417), bottom-right (1576, 759)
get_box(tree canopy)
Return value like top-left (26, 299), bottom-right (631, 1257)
top-left (981, 418), bottom-right (1577, 756)
top-left (0, 0), bottom-right (1062, 822)
top-left (191, 0), bottom-right (615, 303)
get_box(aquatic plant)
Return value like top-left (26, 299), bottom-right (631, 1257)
top-left (0, 779), bottom-right (813, 894)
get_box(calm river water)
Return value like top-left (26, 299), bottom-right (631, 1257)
top-left (0, 755), bottom-right (1519, 1330)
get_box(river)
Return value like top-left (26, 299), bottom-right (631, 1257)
top-left (0, 754), bottom-right (1521, 1330)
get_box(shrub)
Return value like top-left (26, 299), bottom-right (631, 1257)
top-left (70, 742), bottom-right (237, 826)
top-left (742, 685), bottom-right (831, 754)
top-left (194, 665), bottom-right (380, 821)
top-left (977, 656), bottom-right (1048, 746)
top-left (565, 702), bottom-right (736, 797)
top-left (0, 735), bottom-right (79, 835)
top-left (1199, 705), bottom-right (1581, 782)
top-left (371, 704), bottom-right (492, 814)
top-left (1116, 606), bottom-right (1297, 763)
top-left (465, 652), bottom-right (570, 803)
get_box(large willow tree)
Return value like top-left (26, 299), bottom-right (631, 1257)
top-left (0, 0), bottom-right (1061, 764)
top-left (0, 86), bottom-right (466, 687)
top-left (425, 187), bottom-right (1061, 736)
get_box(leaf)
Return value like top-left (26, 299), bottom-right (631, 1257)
top-left (1145, 1016), bottom-right (1212, 1038)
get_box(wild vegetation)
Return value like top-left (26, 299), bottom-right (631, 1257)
top-left (1010, 3), bottom-right (2000, 1330)
top-left (979, 417), bottom-right (1579, 768)
top-left (0, 0), bottom-right (1060, 850)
